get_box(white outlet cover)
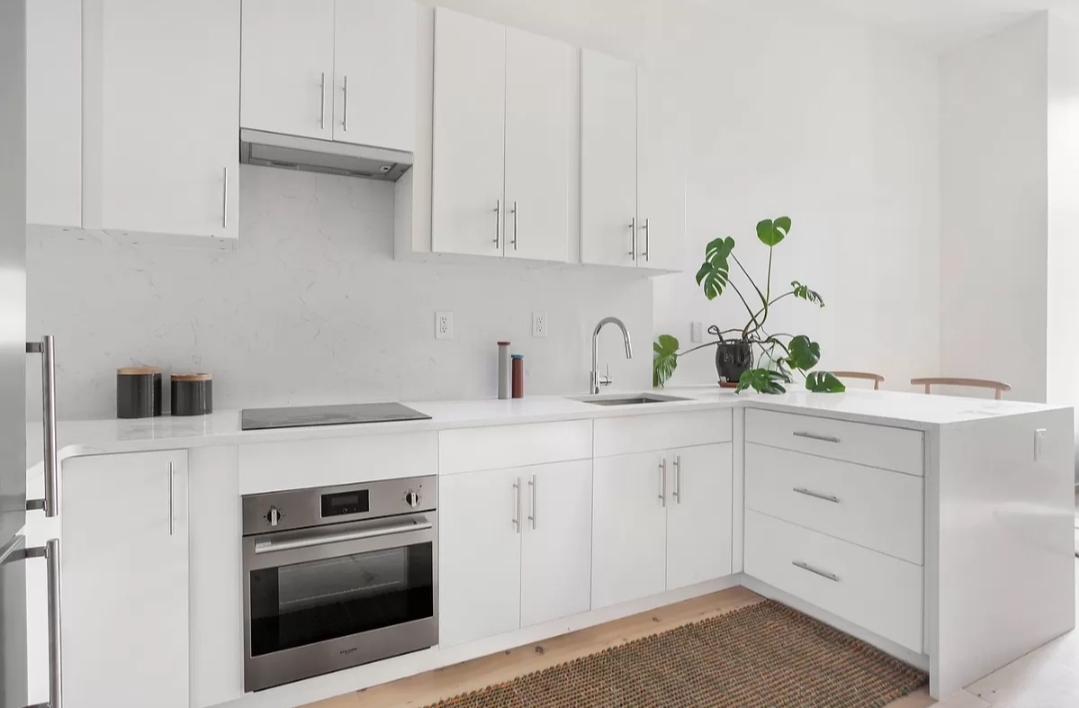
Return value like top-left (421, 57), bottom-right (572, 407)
top-left (435, 312), bottom-right (453, 340)
top-left (532, 311), bottom-right (547, 338)
top-left (691, 322), bottom-right (703, 343)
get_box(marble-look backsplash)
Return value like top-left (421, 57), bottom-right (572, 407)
top-left (27, 166), bottom-right (652, 420)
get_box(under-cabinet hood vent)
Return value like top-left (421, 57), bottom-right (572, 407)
top-left (239, 129), bottom-right (413, 182)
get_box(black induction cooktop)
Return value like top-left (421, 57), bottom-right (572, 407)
top-left (240, 403), bottom-right (432, 431)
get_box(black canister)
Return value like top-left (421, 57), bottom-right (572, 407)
top-left (116, 367), bottom-right (162, 419)
top-left (171, 373), bottom-right (213, 416)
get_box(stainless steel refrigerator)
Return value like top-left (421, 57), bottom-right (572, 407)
top-left (1, 3), bottom-right (61, 707)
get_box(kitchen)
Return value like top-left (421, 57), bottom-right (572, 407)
top-left (3, 2), bottom-right (1079, 708)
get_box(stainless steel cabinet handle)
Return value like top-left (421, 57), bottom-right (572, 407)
top-left (493, 199), bottom-right (502, 248)
top-left (672, 455), bottom-right (681, 504)
top-left (342, 75), bottom-right (349, 131)
top-left (25, 336), bottom-right (58, 517)
top-left (255, 519), bottom-right (433, 554)
top-left (793, 431), bottom-right (841, 444)
top-left (6, 540), bottom-right (62, 708)
top-left (512, 478), bottom-right (520, 532)
top-left (319, 71), bottom-right (326, 129)
top-left (528, 474), bottom-right (536, 530)
top-left (793, 487), bottom-right (840, 504)
top-left (658, 458), bottom-right (667, 507)
top-left (511, 201), bottom-right (519, 251)
top-left (641, 218), bottom-right (650, 262)
top-left (222, 167), bottom-right (228, 229)
top-left (168, 461), bottom-right (175, 536)
top-left (792, 560), bottom-right (839, 582)
top-left (628, 217), bottom-right (638, 259)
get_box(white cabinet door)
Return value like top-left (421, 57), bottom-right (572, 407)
top-left (666, 444), bottom-right (733, 590)
top-left (636, 66), bottom-right (686, 272)
top-left (438, 467), bottom-right (522, 647)
top-left (86, 0), bottom-right (239, 240)
top-left (521, 460), bottom-right (592, 627)
top-left (26, 0), bottom-right (81, 229)
top-left (62, 450), bottom-right (189, 708)
top-left (503, 27), bottom-right (573, 263)
top-left (581, 49), bottom-right (637, 268)
top-left (333, 0), bottom-right (416, 152)
top-left (240, 0), bottom-right (334, 141)
top-left (591, 451), bottom-right (667, 609)
top-left (431, 8), bottom-right (506, 257)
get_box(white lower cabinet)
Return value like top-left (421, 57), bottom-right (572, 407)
top-left (439, 460), bottom-right (593, 647)
top-left (666, 444), bottom-right (733, 590)
top-left (61, 450), bottom-right (190, 708)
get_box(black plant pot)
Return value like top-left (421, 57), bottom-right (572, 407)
top-left (715, 341), bottom-right (753, 383)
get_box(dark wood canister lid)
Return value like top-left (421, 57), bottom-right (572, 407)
top-left (117, 367), bottom-right (161, 376)
top-left (172, 373), bottom-right (212, 382)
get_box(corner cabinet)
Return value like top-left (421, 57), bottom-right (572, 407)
top-left (61, 450), bottom-right (190, 708)
top-left (431, 8), bottom-right (573, 262)
top-left (82, 0), bottom-right (240, 242)
top-left (581, 50), bottom-right (685, 272)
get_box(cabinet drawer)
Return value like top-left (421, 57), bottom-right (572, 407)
top-left (745, 444), bottom-right (923, 564)
top-left (745, 409), bottom-right (923, 476)
top-left (439, 420), bottom-right (592, 475)
top-left (593, 409), bottom-right (732, 457)
top-left (744, 510), bottom-right (923, 653)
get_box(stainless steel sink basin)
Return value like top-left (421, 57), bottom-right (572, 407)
top-left (579, 393), bottom-right (689, 406)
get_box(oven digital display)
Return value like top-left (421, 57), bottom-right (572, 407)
top-left (321, 489), bottom-right (370, 517)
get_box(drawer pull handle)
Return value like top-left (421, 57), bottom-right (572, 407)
top-left (793, 487), bottom-right (840, 504)
top-left (793, 431), bottom-right (841, 444)
top-left (793, 560), bottom-right (839, 582)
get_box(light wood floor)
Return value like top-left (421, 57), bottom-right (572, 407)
top-left (304, 586), bottom-right (933, 708)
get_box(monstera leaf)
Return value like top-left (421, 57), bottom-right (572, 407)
top-left (736, 368), bottom-right (790, 394)
top-left (786, 335), bottom-right (821, 371)
top-left (653, 335), bottom-right (680, 387)
top-left (756, 217), bottom-right (792, 247)
top-left (791, 281), bottom-right (825, 307)
top-left (806, 371), bottom-right (846, 392)
top-left (696, 237), bottom-right (735, 300)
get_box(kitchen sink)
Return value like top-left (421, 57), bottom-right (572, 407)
top-left (579, 393), bottom-right (689, 406)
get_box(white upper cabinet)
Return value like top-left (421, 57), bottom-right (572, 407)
top-left (636, 66), bottom-right (686, 272)
top-left (241, 0), bottom-right (335, 141)
top-left (581, 49), bottom-right (638, 268)
top-left (84, 0), bottom-right (240, 241)
top-left (502, 28), bottom-right (573, 262)
top-left (26, 0), bottom-right (81, 230)
top-left (665, 444), bottom-right (733, 590)
top-left (431, 8), bottom-right (506, 258)
top-left (333, 0), bottom-right (416, 152)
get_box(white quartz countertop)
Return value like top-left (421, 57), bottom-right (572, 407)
top-left (25, 386), bottom-right (1069, 478)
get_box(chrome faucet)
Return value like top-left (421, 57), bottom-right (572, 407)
top-left (590, 317), bottom-right (633, 394)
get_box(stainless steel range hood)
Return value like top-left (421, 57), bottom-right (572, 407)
top-left (239, 129), bottom-right (413, 181)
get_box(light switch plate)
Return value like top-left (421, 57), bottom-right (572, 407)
top-left (1034, 428), bottom-right (1046, 462)
top-left (532, 311), bottom-right (547, 338)
top-left (691, 322), bottom-right (703, 343)
top-left (435, 312), bottom-right (453, 340)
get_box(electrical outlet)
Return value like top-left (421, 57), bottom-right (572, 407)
top-left (1035, 428), bottom-right (1046, 461)
top-left (532, 311), bottom-right (548, 338)
top-left (691, 322), bottom-right (703, 343)
top-left (435, 312), bottom-right (453, 340)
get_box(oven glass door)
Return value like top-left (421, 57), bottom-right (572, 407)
top-left (249, 539), bottom-right (434, 657)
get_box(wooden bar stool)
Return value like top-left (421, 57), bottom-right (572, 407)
top-left (910, 377), bottom-right (1012, 400)
top-left (831, 371), bottom-right (885, 390)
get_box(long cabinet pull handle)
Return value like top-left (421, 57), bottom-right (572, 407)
top-left (319, 72), bottom-right (326, 129)
top-left (793, 431), bottom-right (841, 444)
top-left (494, 200), bottom-right (502, 248)
top-left (641, 218), bottom-right (650, 262)
top-left (528, 474), bottom-right (536, 530)
top-left (673, 455), bottom-right (681, 503)
top-left (792, 560), bottom-right (839, 582)
top-left (26, 336), bottom-right (59, 517)
top-left (511, 201), bottom-right (519, 251)
top-left (512, 478), bottom-right (521, 533)
top-left (168, 461), bottom-right (175, 536)
top-left (222, 167), bottom-right (228, 229)
top-left (6, 540), bottom-right (63, 708)
top-left (793, 487), bottom-right (840, 504)
top-left (659, 458), bottom-right (667, 507)
top-left (628, 217), bottom-right (638, 259)
top-left (343, 75), bottom-right (349, 131)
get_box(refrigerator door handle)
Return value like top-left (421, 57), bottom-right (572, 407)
top-left (25, 336), bottom-right (59, 517)
top-left (11, 539), bottom-right (62, 708)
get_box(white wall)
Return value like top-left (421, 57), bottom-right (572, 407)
top-left (649, 0), bottom-right (941, 390)
top-left (940, 13), bottom-right (1049, 404)
top-left (27, 167), bottom-right (653, 419)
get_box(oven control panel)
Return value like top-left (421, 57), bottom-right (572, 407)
top-left (321, 489), bottom-right (370, 517)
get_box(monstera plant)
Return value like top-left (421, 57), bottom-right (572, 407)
top-left (653, 217), bottom-right (845, 394)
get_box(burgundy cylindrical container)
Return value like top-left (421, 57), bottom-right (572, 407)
top-left (511, 354), bottom-right (524, 399)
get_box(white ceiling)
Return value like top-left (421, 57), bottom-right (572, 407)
top-left (809, 0), bottom-right (1078, 49)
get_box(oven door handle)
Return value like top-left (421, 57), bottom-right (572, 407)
top-left (253, 519), bottom-right (433, 554)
